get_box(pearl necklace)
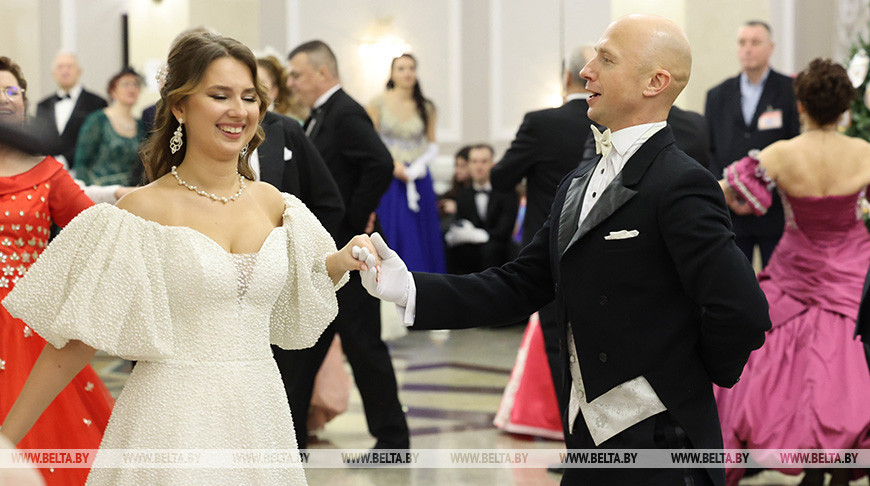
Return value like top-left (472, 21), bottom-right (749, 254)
top-left (171, 166), bottom-right (247, 204)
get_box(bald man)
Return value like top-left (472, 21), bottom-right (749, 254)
top-left (363, 14), bottom-right (770, 486)
top-left (35, 52), bottom-right (107, 169)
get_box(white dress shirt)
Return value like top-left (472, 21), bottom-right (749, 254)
top-left (54, 84), bottom-right (83, 134)
top-left (472, 182), bottom-right (492, 221)
top-left (739, 68), bottom-right (770, 126)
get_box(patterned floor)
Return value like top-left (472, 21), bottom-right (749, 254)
top-left (91, 325), bottom-right (869, 486)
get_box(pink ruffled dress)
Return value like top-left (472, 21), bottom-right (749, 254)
top-left (717, 156), bottom-right (870, 485)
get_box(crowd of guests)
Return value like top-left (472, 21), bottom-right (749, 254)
top-left (0, 13), bottom-right (869, 486)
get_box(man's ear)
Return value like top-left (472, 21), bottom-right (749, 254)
top-left (316, 64), bottom-right (330, 80)
top-left (643, 69), bottom-right (671, 98)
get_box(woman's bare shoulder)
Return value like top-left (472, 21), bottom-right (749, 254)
top-left (114, 177), bottom-right (177, 221)
top-left (247, 180), bottom-right (286, 221)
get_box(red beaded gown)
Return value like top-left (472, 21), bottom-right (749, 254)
top-left (0, 157), bottom-right (114, 485)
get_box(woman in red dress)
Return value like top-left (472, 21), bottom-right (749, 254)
top-left (0, 56), bottom-right (113, 485)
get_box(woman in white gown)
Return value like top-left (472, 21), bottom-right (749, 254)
top-left (0, 31), bottom-right (377, 485)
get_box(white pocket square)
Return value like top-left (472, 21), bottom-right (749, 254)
top-left (283, 148), bottom-right (293, 161)
top-left (604, 229), bottom-right (639, 240)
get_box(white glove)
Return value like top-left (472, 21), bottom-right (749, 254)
top-left (444, 219), bottom-right (490, 247)
top-left (404, 142), bottom-right (438, 181)
top-left (405, 181), bottom-right (421, 213)
top-left (356, 233), bottom-right (410, 306)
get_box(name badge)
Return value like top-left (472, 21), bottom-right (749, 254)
top-left (758, 109), bottom-right (783, 130)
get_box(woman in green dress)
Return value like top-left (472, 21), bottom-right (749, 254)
top-left (73, 67), bottom-right (145, 187)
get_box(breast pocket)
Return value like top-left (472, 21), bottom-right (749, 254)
top-left (601, 232), bottom-right (642, 252)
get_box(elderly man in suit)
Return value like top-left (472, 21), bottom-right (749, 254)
top-left (705, 21), bottom-right (800, 266)
top-left (35, 52), bottom-right (107, 170)
top-left (277, 40), bottom-right (408, 451)
top-left (490, 45), bottom-right (595, 400)
top-left (360, 14), bottom-right (770, 486)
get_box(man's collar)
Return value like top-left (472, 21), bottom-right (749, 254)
top-left (610, 121), bottom-right (667, 156)
top-left (313, 84), bottom-right (341, 109)
top-left (472, 182), bottom-right (492, 192)
top-left (565, 92), bottom-right (590, 102)
top-left (739, 67), bottom-right (771, 87)
top-left (57, 84), bottom-right (82, 99)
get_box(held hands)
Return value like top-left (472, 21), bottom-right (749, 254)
top-left (353, 233), bottom-right (410, 306)
top-left (340, 235), bottom-right (380, 273)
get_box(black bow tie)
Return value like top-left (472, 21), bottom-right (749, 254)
top-left (55, 93), bottom-right (71, 101)
top-left (474, 188), bottom-right (491, 195)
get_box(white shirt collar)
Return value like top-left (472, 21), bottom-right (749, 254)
top-left (313, 84), bottom-right (341, 110)
top-left (472, 181), bottom-right (492, 192)
top-left (57, 84), bottom-right (83, 100)
top-left (609, 121), bottom-right (667, 158)
top-left (565, 92), bottom-right (590, 102)
top-left (739, 67), bottom-right (771, 88)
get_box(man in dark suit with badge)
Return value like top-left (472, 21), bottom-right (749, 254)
top-left (705, 21), bottom-right (800, 266)
top-left (34, 52), bottom-right (107, 170)
top-left (360, 14), bottom-right (770, 486)
top-left (276, 40), bottom-right (408, 451)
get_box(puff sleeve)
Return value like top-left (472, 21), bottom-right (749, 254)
top-left (270, 194), bottom-right (348, 350)
top-left (2, 204), bottom-right (174, 360)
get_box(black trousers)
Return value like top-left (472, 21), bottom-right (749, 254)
top-left (272, 273), bottom-right (409, 449)
top-left (561, 411), bottom-right (719, 486)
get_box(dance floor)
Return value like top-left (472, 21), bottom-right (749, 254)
top-left (91, 326), bottom-right (868, 486)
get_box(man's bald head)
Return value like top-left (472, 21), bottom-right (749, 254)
top-left (579, 14), bottom-right (692, 130)
top-left (615, 14), bottom-right (692, 102)
top-left (52, 52), bottom-right (82, 91)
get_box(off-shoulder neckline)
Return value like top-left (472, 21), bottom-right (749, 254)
top-left (95, 203), bottom-right (284, 256)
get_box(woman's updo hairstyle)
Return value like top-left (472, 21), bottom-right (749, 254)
top-left (140, 30), bottom-right (269, 182)
top-left (793, 58), bottom-right (855, 126)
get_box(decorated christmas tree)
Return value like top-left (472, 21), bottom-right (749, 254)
top-left (845, 43), bottom-right (870, 230)
top-left (846, 41), bottom-right (870, 140)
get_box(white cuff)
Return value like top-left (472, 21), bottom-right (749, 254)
top-left (398, 271), bottom-right (417, 326)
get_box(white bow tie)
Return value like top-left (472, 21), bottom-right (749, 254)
top-left (591, 125), bottom-right (612, 159)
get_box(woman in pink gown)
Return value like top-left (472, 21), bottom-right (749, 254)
top-left (716, 58), bottom-right (870, 486)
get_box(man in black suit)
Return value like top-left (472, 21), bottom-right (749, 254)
top-left (445, 144), bottom-right (518, 274)
top-left (668, 105), bottom-right (710, 168)
top-left (253, 111), bottom-right (344, 236)
top-left (361, 14), bottom-right (770, 486)
top-left (278, 40), bottom-right (408, 450)
top-left (705, 20), bottom-right (800, 266)
top-left (489, 45), bottom-right (594, 398)
top-left (34, 52), bottom-right (107, 170)
top-left (858, 264), bottom-right (870, 370)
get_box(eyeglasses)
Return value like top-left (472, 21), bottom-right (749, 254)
top-left (1, 86), bottom-right (24, 99)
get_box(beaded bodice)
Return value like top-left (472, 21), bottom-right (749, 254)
top-left (0, 182), bottom-right (52, 294)
top-left (375, 96), bottom-right (428, 164)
